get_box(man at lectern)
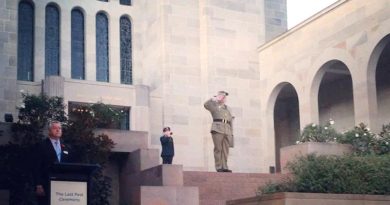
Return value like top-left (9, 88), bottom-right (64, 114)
top-left (32, 120), bottom-right (72, 205)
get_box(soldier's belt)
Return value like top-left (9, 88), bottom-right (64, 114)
top-left (213, 119), bottom-right (231, 124)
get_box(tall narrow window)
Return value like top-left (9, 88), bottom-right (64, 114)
top-left (45, 4), bottom-right (60, 76)
top-left (17, 1), bottom-right (34, 81)
top-left (120, 16), bottom-right (132, 84)
top-left (120, 0), bottom-right (131, 6)
top-left (71, 8), bottom-right (85, 80)
top-left (96, 12), bottom-right (109, 82)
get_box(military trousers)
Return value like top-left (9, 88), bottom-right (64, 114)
top-left (211, 132), bottom-right (229, 170)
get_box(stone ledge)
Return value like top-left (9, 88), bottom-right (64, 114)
top-left (227, 192), bottom-right (390, 205)
top-left (140, 164), bottom-right (184, 186)
top-left (184, 171), bottom-right (286, 204)
top-left (280, 142), bottom-right (353, 173)
top-left (138, 186), bottom-right (199, 205)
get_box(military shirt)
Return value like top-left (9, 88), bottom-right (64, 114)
top-left (204, 98), bottom-right (233, 136)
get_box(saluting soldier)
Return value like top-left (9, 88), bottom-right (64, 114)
top-left (204, 91), bottom-right (234, 172)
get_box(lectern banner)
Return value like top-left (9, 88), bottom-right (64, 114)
top-left (50, 181), bottom-right (87, 205)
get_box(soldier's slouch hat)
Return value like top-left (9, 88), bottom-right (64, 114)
top-left (218, 91), bottom-right (229, 96)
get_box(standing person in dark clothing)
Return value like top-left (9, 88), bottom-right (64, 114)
top-left (160, 127), bottom-right (174, 164)
top-left (32, 121), bottom-right (73, 205)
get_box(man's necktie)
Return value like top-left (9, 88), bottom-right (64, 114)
top-left (54, 141), bottom-right (61, 162)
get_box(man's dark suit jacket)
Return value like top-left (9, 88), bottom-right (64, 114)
top-left (160, 136), bottom-right (174, 157)
top-left (32, 138), bottom-right (72, 190)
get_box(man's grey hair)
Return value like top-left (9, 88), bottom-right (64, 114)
top-left (47, 120), bottom-right (62, 130)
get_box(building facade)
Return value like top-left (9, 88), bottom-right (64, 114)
top-left (2, 0), bottom-right (389, 176)
top-left (0, 0), bottom-right (287, 172)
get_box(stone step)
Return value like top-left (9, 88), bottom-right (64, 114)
top-left (136, 186), bottom-right (199, 205)
top-left (184, 171), bottom-right (286, 205)
top-left (121, 165), bottom-right (199, 205)
top-left (128, 164), bottom-right (184, 187)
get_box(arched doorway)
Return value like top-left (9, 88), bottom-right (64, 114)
top-left (375, 36), bottom-right (390, 124)
top-left (317, 60), bottom-right (354, 130)
top-left (273, 83), bottom-right (300, 172)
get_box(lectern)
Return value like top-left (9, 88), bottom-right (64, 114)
top-left (49, 163), bottom-right (100, 205)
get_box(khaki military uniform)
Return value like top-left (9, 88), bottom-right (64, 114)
top-left (204, 98), bottom-right (234, 171)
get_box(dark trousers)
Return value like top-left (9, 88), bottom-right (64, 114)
top-left (36, 195), bottom-right (48, 205)
top-left (162, 156), bottom-right (173, 164)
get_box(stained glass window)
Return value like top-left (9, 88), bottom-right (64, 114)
top-left (120, 16), bottom-right (132, 84)
top-left (45, 4), bottom-right (60, 76)
top-left (96, 12), bottom-right (109, 82)
top-left (71, 8), bottom-right (85, 80)
top-left (17, 1), bottom-right (34, 81)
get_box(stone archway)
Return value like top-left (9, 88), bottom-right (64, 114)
top-left (317, 60), bottom-right (354, 131)
top-left (375, 36), bottom-right (390, 125)
top-left (273, 83), bottom-right (300, 172)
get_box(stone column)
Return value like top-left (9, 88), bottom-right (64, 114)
top-left (352, 66), bottom-right (378, 131)
top-left (34, 2), bottom-right (45, 82)
top-left (300, 89), bottom-right (319, 129)
top-left (132, 85), bottom-right (150, 132)
top-left (85, 8), bottom-right (96, 81)
top-left (60, 6), bottom-right (71, 79)
top-left (0, 0), bottom-right (18, 119)
top-left (109, 14), bottom-right (120, 84)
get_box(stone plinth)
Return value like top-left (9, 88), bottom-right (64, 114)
top-left (126, 149), bottom-right (160, 174)
top-left (227, 192), bottom-right (390, 205)
top-left (136, 186), bottom-right (199, 205)
top-left (280, 142), bottom-right (353, 173)
top-left (184, 171), bottom-right (286, 205)
top-left (140, 164), bottom-right (184, 186)
top-left (124, 165), bottom-right (184, 187)
top-left (120, 163), bottom-right (199, 205)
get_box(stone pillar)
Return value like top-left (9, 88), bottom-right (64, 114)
top-left (301, 89), bottom-right (319, 129)
top-left (34, 2), bottom-right (45, 82)
top-left (353, 67), bottom-right (379, 131)
top-left (262, 108), bottom-right (277, 173)
top-left (109, 14), bottom-right (120, 84)
top-left (0, 0), bottom-right (18, 121)
top-left (85, 8), bottom-right (96, 81)
top-left (132, 85), bottom-right (150, 132)
top-left (60, 6), bottom-right (71, 79)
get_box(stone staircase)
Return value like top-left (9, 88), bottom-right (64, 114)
top-left (115, 147), bottom-right (286, 205)
top-left (184, 171), bottom-right (286, 205)
top-left (120, 162), bottom-right (199, 205)
top-left (98, 129), bottom-right (199, 205)
top-left (97, 127), bottom-right (287, 205)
